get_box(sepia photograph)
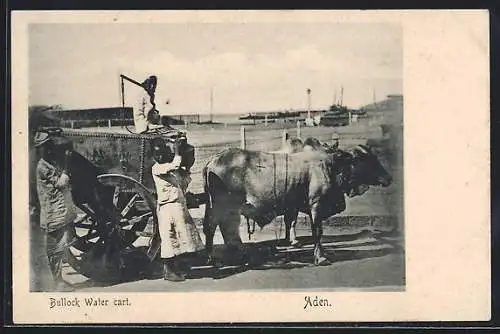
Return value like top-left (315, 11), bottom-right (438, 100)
top-left (11, 10), bottom-right (490, 324)
top-left (28, 20), bottom-right (404, 293)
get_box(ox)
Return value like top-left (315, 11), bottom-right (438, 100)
top-left (270, 136), bottom-right (343, 246)
top-left (202, 143), bottom-right (392, 266)
top-left (268, 136), bottom-right (339, 246)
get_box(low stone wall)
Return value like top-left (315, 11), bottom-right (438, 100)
top-left (193, 214), bottom-right (401, 231)
top-left (270, 214), bottom-right (400, 230)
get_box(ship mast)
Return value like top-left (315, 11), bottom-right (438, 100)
top-left (210, 86), bottom-right (214, 123)
top-left (373, 89), bottom-right (379, 112)
top-left (340, 85), bottom-right (344, 107)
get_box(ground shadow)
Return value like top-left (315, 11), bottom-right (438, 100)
top-left (65, 228), bottom-right (403, 288)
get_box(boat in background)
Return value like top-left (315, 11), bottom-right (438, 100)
top-left (318, 104), bottom-right (350, 127)
top-left (238, 111), bottom-right (302, 121)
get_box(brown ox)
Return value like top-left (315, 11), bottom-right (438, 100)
top-left (202, 143), bottom-right (392, 266)
top-left (269, 136), bottom-right (339, 247)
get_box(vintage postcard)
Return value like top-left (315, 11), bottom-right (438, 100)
top-left (11, 10), bottom-right (490, 324)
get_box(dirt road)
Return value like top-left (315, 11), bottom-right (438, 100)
top-left (30, 219), bottom-right (404, 292)
top-left (29, 121), bottom-right (404, 292)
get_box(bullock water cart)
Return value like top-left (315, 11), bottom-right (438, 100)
top-left (40, 126), bottom-right (209, 282)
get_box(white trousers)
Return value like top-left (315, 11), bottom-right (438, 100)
top-left (157, 202), bottom-right (204, 259)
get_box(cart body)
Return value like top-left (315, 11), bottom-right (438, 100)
top-left (33, 126), bottom-right (201, 282)
top-left (60, 127), bottom-right (195, 192)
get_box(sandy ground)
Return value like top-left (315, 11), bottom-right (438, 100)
top-left (31, 218), bottom-right (404, 292)
top-left (30, 121), bottom-right (405, 292)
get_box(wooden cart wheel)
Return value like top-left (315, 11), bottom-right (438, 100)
top-left (65, 174), bottom-right (159, 283)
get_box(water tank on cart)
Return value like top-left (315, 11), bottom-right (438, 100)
top-left (37, 126), bottom-right (196, 193)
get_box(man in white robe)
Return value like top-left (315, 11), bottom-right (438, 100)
top-left (151, 139), bottom-right (204, 281)
top-left (133, 75), bottom-right (165, 134)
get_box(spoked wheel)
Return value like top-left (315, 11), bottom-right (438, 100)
top-left (65, 174), bottom-right (159, 283)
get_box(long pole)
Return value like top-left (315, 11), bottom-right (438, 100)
top-left (210, 86), bottom-right (214, 123)
top-left (307, 88), bottom-right (311, 119)
top-left (120, 77), bottom-right (125, 108)
top-left (282, 129), bottom-right (288, 147)
top-left (120, 74), bottom-right (143, 88)
top-left (240, 126), bottom-right (246, 149)
top-left (120, 75), bottom-right (126, 128)
top-left (373, 89), bottom-right (379, 112)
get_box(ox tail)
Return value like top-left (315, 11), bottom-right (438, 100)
top-left (202, 164), bottom-right (213, 236)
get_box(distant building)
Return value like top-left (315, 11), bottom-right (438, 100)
top-left (50, 107), bottom-right (132, 128)
top-left (361, 94), bottom-right (403, 113)
top-left (57, 107), bottom-right (133, 121)
top-left (169, 114), bottom-right (202, 125)
top-left (161, 115), bottom-right (185, 126)
top-left (39, 107), bottom-right (184, 128)
top-left (238, 110), bottom-right (326, 124)
top-left (359, 94), bottom-right (403, 126)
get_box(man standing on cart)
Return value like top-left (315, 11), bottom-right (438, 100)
top-left (151, 138), bottom-right (205, 282)
top-left (133, 75), bottom-right (169, 134)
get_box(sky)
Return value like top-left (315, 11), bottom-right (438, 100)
top-left (29, 22), bottom-right (402, 115)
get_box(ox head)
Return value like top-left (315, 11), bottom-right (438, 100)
top-left (342, 144), bottom-right (392, 197)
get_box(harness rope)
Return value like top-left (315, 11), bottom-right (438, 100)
top-left (272, 153), bottom-right (288, 244)
top-left (279, 154), bottom-right (288, 243)
top-left (247, 218), bottom-right (256, 240)
top-left (245, 151), bottom-right (288, 243)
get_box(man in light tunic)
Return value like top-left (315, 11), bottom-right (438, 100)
top-left (151, 138), bottom-right (204, 282)
top-left (133, 75), bottom-right (165, 134)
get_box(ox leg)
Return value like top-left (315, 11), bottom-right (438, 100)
top-left (202, 203), bottom-right (222, 267)
top-left (284, 214), bottom-right (291, 244)
top-left (284, 209), bottom-right (301, 248)
top-left (203, 221), bottom-right (217, 264)
top-left (206, 193), bottom-right (246, 266)
top-left (310, 205), bottom-right (331, 266)
top-left (219, 213), bottom-right (246, 266)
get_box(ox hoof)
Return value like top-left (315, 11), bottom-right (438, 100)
top-left (290, 240), bottom-right (302, 248)
top-left (314, 257), bottom-right (331, 266)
